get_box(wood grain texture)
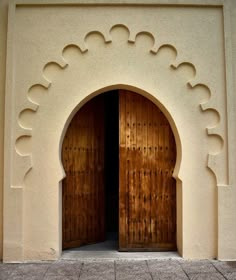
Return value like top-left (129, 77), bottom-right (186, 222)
top-left (119, 90), bottom-right (176, 251)
top-left (62, 90), bottom-right (176, 251)
top-left (62, 95), bottom-right (105, 249)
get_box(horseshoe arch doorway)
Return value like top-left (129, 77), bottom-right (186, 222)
top-left (62, 89), bottom-right (177, 251)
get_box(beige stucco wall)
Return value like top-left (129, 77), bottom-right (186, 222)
top-left (0, 0), bottom-right (8, 261)
top-left (0, 0), bottom-right (236, 262)
top-left (217, 0), bottom-right (236, 260)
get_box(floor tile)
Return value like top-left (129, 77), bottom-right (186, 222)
top-left (225, 272), bottom-right (236, 280)
top-left (116, 260), bottom-right (149, 274)
top-left (212, 261), bottom-right (236, 273)
top-left (45, 261), bottom-right (82, 276)
top-left (0, 263), bottom-right (20, 280)
top-left (152, 271), bottom-right (189, 280)
top-left (116, 273), bottom-right (152, 280)
top-left (188, 272), bottom-right (226, 280)
top-left (115, 261), bottom-right (151, 280)
top-left (17, 263), bottom-right (51, 277)
top-left (81, 261), bottom-right (114, 274)
top-left (79, 261), bottom-right (115, 280)
top-left (9, 274), bottom-right (44, 280)
top-left (44, 276), bottom-right (78, 280)
top-left (147, 259), bottom-right (183, 273)
top-left (180, 260), bottom-right (217, 274)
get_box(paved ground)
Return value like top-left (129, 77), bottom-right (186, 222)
top-left (1, 259), bottom-right (236, 280)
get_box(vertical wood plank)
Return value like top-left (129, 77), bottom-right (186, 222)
top-left (119, 91), bottom-right (127, 249)
top-left (136, 94), bottom-right (143, 245)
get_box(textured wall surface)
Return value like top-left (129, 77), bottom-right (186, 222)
top-left (217, 0), bottom-right (236, 260)
top-left (1, 0), bottom-right (236, 262)
top-left (0, 0), bottom-right (8, 261)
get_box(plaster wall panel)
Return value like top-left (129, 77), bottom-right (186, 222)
top-left (216, 0), bottom-right (236, 260)
top-left (0, 0), bottom-right (9, 261)
top-left (2, 0), bottom-right (235, 261)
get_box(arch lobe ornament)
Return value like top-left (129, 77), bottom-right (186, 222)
top-left (15, 24), bottom-right (224, 187)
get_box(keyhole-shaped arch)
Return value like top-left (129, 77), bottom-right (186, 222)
top-left (61, 87), bottom-right (180, 251)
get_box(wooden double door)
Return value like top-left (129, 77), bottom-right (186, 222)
top-left (62, 90), bottom-right (176, 250)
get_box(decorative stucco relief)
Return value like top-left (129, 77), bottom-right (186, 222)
top-left (15, 24), bottom-right (224, 187)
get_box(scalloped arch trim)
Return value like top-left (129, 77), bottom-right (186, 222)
top-left (16, 24), bottom-right (223, 187)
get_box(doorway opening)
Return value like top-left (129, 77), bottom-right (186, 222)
top-left (104, 91), bottom-right (119, 248)
top-left (62, 89), bottom-right (177, 252)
